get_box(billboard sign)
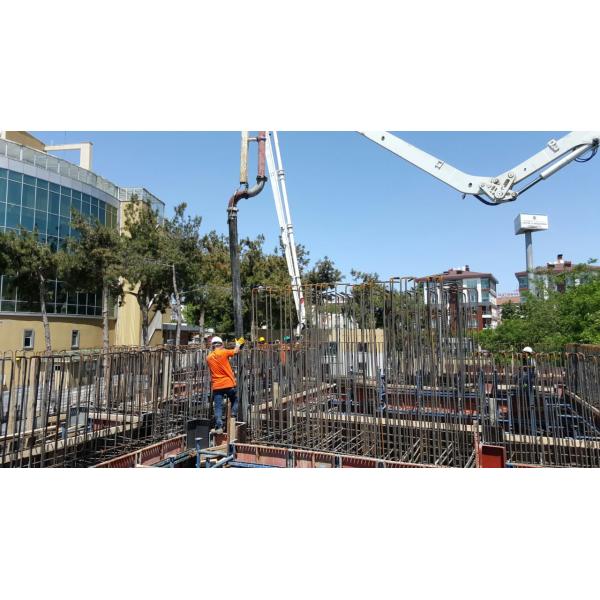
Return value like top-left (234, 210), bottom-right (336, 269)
top-left (514, 214), bottom-right (549, 235)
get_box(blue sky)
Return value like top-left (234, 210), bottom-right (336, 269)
top-left (33, 131), bottom-right (599, 293)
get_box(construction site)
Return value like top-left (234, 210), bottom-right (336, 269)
top-left (3, 279), bottom-right (600, 468)
top-left (2, 129), bottom-right (600, 468)
top-left (7, 13), bottom-right (600, 600)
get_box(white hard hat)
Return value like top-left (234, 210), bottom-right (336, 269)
top-left (211, 336), bottom-right (223, 346)
top-left (522, 346), bottom-right (533, 354)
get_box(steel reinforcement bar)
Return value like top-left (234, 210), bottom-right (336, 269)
top-left (0, 348), bottom-right (212, 467)
top-left (244, 281), bottom-right (600, 467)
top-left (3, 280), bottom-right (600, 468)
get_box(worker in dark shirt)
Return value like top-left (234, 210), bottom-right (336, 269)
top-left (521, 346), bottom-right (537, 434)
top-left (521, 346), bottom-right (536, 388)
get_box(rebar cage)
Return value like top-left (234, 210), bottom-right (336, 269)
top-left (0, 347), bottom-right (213, 467)
top-left (2, 280), bottom-right (600, 467)
top-left (243, 281), bottom-right (600, 467)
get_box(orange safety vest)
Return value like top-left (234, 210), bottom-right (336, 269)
top-left (207, 347), bottom-right (236, 390)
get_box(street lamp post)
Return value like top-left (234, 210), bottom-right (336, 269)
top-left (514, 214), bottom-right (549, 296)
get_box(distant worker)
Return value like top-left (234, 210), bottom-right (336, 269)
top-left (520, 347), bottom-right (537, 394)
top-left (522, 347), bottom-right (536, 370)
top-left (206, 336), bottom-right (245, 435)
top-left (280, 336), bottom-right (291, 374)
top-left (521, 346), bottom-right (537, 433)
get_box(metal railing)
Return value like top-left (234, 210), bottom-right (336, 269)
top-left (0, 137), bottom-right (119, 199)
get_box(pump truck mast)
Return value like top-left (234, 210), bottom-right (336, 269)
top-left (265, 131), bottom-right (306, 335)
top-left (360, 131), bottom-right (599, 205)
top-left (234, 131), bottom-right (599, 333)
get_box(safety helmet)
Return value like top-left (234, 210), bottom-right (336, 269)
top-left (258, 336), bottom-right (266, 343)
top-left (522, 346), bottom-right (533, 354)
top-left (283, 336), bottom-right (291, 342)
top-left (211, 336), bottom-right (223, 346)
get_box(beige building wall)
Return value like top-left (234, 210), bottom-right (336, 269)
top-left (115, 285), bottom-right (142, 346)
top-left (0, 315), bottom-right (115, 353)
top-left (2, 131), bottom-right (46, 152)
top-left (115, 285), bottom-right (166, 347)
top-left (119, 199), bottom-right (129, 234)
top-left (148, 309), bottom-right (166, 346)
top-left (0, 292), bottom-right (167, 352)
top-left (148, 305), bottom-right (172, 346)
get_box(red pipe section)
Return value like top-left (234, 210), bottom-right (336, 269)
top-left (228, 131), bottom-right (267, 210)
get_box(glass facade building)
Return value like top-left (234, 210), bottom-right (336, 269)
top-left (118, 187), bottom-right (164, 222)
top-left (0, 138), bottom-right (121, 317)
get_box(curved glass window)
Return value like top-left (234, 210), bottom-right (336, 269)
top-left (0, 169), bottom-right (118, 317)
top-left (0, 168), bottom-right (116, 236)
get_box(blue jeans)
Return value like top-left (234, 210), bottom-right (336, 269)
top-left (213, 387), bottom-right (238, 429)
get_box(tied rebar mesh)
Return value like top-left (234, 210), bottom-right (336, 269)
top-left (242, 281), bottom-right (600, 467)
top-left (2, 280), bottom-right (600, 467)
top-left (0, 347), bottom-right (212, 467)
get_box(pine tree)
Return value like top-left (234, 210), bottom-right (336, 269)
top-left (122, 197), bottom-right (171, 346)
top-left (0, 228), bottom-right (61, 352)
top-left (61, 213), bottom-right (125, 354)
top-left (163, 203), bottom-right (203, 346)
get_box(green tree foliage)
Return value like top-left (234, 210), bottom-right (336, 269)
top-left (349, 269), bottom-right (386, 328)
top-left (350, 269), bottom-right (380, 284)
top-left (122, 198), bottom-right (172, 346)
top-left (61, 213), bottom-right (125, 354)
top-left (184, 233), bottom-right (297, 335)
top-left (305, 256), bottom-right (342, 287)
top-left (1, 192), bottom-right (349, 349)
top-left (182, 231), bottom-right (343, 337)
top-left (497, 301), bottom-right (520, 321)
top-left (162, 203), bottom-right (203, 346)
top-left (478, 262), bottom-right (600, 352)
top-left (183, 231), bottom-right (234, 336)
top-left (0, 228), bottom-right (62, 351)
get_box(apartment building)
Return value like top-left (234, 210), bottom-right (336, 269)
top-left (416, 265), bottom-right (499, 330)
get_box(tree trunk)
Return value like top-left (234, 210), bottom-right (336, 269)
top-left (172, 264), bottom-right (182, 347)
top-left (38, 274), bottom-right (52, 352)
top-left (102, 284), bottom-right (110, 405)
top-left (141, 301), bottom-right (149, 347)
top-left (102, 284), bottom-right (110, 353)
top-left (199, 309), bottom-right (205, 344)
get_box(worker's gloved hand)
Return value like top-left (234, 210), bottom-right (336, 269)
top-left (235, 337), bottom-right (246, 348)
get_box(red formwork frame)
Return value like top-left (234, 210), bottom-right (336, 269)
top-left (94, 435), bottom-right (186, 468)
top-left (93, 438), bottom-right (511, 469)
top-left (233, 442), bottom-right (511, 468)
top-left (232, 443), bottom-right (440, 468)
top-left (477, 444), bottom-right (507, 468)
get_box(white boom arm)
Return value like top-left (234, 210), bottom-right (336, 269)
top-left (261, 130), bottom-right (598, 332)
top-left (360, 131), bottom-right (599, 205)
top-left (266, 131), bottom-right (307, 331)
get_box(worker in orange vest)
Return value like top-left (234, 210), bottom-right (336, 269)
top-left (206, 335), bottom-right (245, 434)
